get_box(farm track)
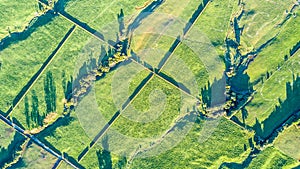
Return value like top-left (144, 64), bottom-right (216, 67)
top-left (77, 0), bottom-right (211, 162)
top-left (5, 25), bottom-right (77, 117)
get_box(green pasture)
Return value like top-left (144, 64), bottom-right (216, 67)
top-left (246, 9), bottom-right (300, 83)
top-left (186, 0), bottom-right (237, 54)
top-left (239, 0), bottom-right (295, 49)
top-left (64, 0), bottom-right (146, 31)
top-left (9, 28), bottom-right (96, 129)
top-left (247, 146), bottom-right (299, 169)
top-left (0, 16), bottom-right (71, 112)
top-left (130, 117), bottom-right (252, 169)
top-left (79, 144), bottom-right (121, 169)
top-left (235, 51), bottom-right (300, 138)
top-left (11, 142), bottom-right (57, 169)
top-left (0, 121), bottom-right (27, 168)
top-left (108, 75), bottom-right (188, 138)
top-left (274, 124), bottom-right (300, 160)
top-left (0, 0), bottom-right (38, 39)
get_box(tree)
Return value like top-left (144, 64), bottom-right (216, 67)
top-left (31, 90), bottom-right (39, 127)
top-left (44, 71), bottom-right (57, 114)
top-left (97, 136), bottom-right (112, 169)
top-left (266, 71), bottom-right (270, 79)
top-left (284, 55), bottom-right (288, 61)
top-left (117, 9), bottom-right (125, 36)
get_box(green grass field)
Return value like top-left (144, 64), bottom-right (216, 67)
top-left (11, 142), bottom-right (58, 169)
top-left (9, 28), bottom-right (113, 161)
top-left (160, 42), bottom-right (208, 95)
top-left (94, 67), bottom-right (149, 122)
top-left (109, 75), bottom-right (184, 138)
top-left (274, 124), bottom-right (300, 160)
top-left (0, 121), bottom-right (27, 168)
top-left (64, 0), bottom-right (146, 32)
top-left (247, 146), bottom-right (299, 169)
top-left (246, 8), bottom-right (300, 83)
top-left (239, 0), bottom-right (295, 49)
top-left (9, 28), bottom-right (103, 129)
top-left (0, 0), bottom-right (38, 39)
top-left (0, 16), bottom-right (71, 112)
top-left (79, 144), bottom-right (121, 169)
top-left (186, 0), bottom-right (236, 55)
top-left (129, 117), bottom-right (252, 169)
top-left (36, 113), bottom-right (92, 161)
top-left (1, 0), bottom-right (300, 168)
top-left (235, 51), bottom-right (300, 138)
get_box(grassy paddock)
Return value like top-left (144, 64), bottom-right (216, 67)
top-left (130, 117), bottom-right (252, 169)
top-left (160, 43), bottom-right (208, 96)
top-left (36, 113), bottom-right (91, 161)
top-left (274, 124), bottom-right (300, 160)
top-left (186, 0), bottom-right (236, 55)
top-left (10, 28), bottom-right (112, 160)
top-left (10, 28), bottom-right (95, 129)
top-left (247, 146), bottom-right (299, 169)
top-left (246, 9), bottom-right (300, 83)
top-left (239, 0), bottom-right (295, 49)
top-left (236, 51), bottom-right (300, 129)
top-left (0, 0), bottom-right (38, 39)
top-left (64, 0), bottom-right (146, 32)
top-left (79, 144), bottom-right (121, 169)
top-left (108, 75), bottom-right (184, 138)
top-left (0, 16), bottom-right (71, 112)
top-left (10, 142), bottom-right (58, 169)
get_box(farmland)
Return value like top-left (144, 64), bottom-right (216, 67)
top-left (0, 0), bottom-right (299, 168)
top-left (0, 0), bottom-right (38, 39)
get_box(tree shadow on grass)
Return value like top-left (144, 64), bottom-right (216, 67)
top-left (253, 74), bottom-right (300, 145)
top-left (0, 11), bottom-right (56, 51)
top-left (0, 126), bottom-right (26, 168)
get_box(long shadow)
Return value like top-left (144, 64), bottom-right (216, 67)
top-left (290, 41), bottom-right (300, 56)
top-left (157, 71), bottom-right (191, 94)
top-left (200, 75), bottom-right (226, 108)
top-left (96, 136), bottom-right (112, 169)
top-left (127, 0), bottom-right (165, 34)
top-left (254, 75), bottom-right (300, 145)
top-left (219, 147), bottom-right (260, 169)
top-left (52, 158), bottom-right (62, 169)
top-left (0, 128), bottom-right (26, 168)
top-left (183, 0), bottom-right (209, 35)
top-left (157, 36), bottom-right (181, 71)
top-left (58, 11), bottom-right (111, 46)
top-left (35, 115), bottom-right (85, 168)
top-left (183, 3), bottom-right (204, 35)
top-left (0, 11), bottom-right (56, 51)
top-left (6, 25), bottom-right (76, 116)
